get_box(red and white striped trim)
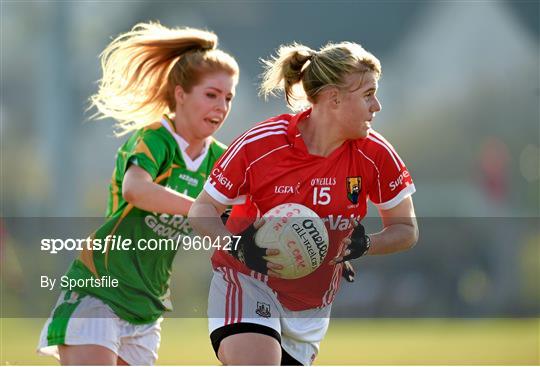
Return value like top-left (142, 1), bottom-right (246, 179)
top-left (322, 263), bottom-right (342, 307)
top-left (367, 131), bottom-right (404, 171)
top-left (220, 120), bottom-right (289, 170)
top-left (218, 267), bottom-right (244, 325)
top-left (203, 181), bottom-right (247, 205)
top-left (376, 184), bottom-right (416, 210)
top-left (222, 119), bottom-right (288, 162)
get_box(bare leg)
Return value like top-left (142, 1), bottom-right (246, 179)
top-left (218, 332), bottom-right (281, 365)
top-left (58, 344), bottom-right (118, 365)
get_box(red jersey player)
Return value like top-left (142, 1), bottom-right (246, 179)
top-left (190, 41), bottom-right (419, 365)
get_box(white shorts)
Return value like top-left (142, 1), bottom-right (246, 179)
top-left (208, 267), bottom-right (331, 366)
top-left (37, 290), bottom-right (162, 365)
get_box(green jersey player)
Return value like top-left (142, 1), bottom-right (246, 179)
top-left (65, 116), bottom-right (227, 324)
top-left (38, 22), bottom-right (239, 365)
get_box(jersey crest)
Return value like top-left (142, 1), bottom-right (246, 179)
top-left (346, 176), bottom-right (362, 204)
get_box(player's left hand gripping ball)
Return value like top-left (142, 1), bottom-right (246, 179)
top-left (341, 261), bottom-right (356, 282)
top-left (332, 220), bottom-right (371, 264)
top-left (228, 220), bottom-right (282, 276)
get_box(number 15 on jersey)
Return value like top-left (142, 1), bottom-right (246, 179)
top-left (313, 187), bottom-right (331, 205)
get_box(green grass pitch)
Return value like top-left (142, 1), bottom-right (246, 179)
top-left (1, 318), bottom-right (538, 365)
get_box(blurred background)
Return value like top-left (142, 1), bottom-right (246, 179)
top-left (1, 0), bottom-right (539, 364)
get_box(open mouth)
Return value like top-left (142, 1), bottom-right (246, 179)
top-left (205, 118), bottom-right (221, 125)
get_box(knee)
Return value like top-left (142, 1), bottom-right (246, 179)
top-left (218, 333), bottom-right (281, 365)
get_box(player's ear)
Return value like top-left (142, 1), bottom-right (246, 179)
top-left (174, 85), bottom-right (185, 105)
top-left (324, 87), bottom-right (340, 110)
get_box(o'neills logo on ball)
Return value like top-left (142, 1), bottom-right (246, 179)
top-left (292, 220), bottom-right (328, 268)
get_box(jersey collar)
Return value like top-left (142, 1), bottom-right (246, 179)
top-left (161, 114), bottom-right (211, 171)
top-left (287, 108), bottom-right (353, 159)
top-left (287, 108), bottom-right (312, 150)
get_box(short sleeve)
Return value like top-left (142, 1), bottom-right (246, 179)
top-left (366, 134), bottom-right (416, 210)
top-left (122, 129), bottom-right (171, 180)
top-left (203, 134), bottom-right (251, 205)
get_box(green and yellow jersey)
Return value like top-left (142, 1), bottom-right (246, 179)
top-left (64, 115), bottom-right (227, 324)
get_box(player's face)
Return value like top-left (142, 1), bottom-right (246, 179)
top-left (336, 71), bottom-right (381, 139)
top-left (176, 71), bottom-right (236, 140)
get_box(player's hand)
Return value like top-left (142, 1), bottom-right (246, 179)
top-left (341, 260), bottom-right (356, 282)
top-left (330, 220), bottom-right (371, 264)
top-left (228, 219), bottom-right (283, 277)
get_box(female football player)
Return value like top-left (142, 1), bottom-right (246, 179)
top-left (37, 22), bottom-right (239, 365)
top-left (189, 41), bottom-right (418, 365)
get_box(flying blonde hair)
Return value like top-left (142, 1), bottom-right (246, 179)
top-left (90, 22), bottom-right (239, 136)
top-left (260, 41), bottom-right (381, 111)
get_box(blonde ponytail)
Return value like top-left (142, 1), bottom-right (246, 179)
top-left (260, 41), bottom-right (381, 111)
top-left (260, 43), bottom-right (315, 110)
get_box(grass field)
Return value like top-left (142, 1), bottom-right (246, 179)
top-left (1, 318), bottom-right (538, 365)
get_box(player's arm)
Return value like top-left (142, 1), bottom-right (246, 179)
top-left (122, 164), bottom-right (193, 215)
top-left (332, 196), bottom-right (418, 263)
top-left (188, 190), bottom-right (231, 238)
top-left (189, 190), bottom-right (283, 276)
top-left (367, 195), bottom-right (418, 255)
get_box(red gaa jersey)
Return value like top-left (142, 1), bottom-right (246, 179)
top-left (204, 109), bottom-right (415, 310)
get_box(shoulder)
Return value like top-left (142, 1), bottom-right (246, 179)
top-left (136, 121), bottom-right (177, 148)
top-left (352, 130), bottom-right (408, 177)
top-left (142, 121), bottom-right (163, 131)
top-left (247, 113), bottom-right (292, 135)
top-left (215, 113), bottom-right (293, 170)
top-left (209, 138), bottom-right (228, 156)
top-left (234, 113), bottom-right (293, 154)
top-left (121, 121), bottom-right (177, 161)
top-left (355, 130), bottom-right (402, 159)
top-left (211, 138), bottom-right (228, 150)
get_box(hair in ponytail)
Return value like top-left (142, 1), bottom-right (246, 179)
top-left (260, 41), bottom-right (381, 111)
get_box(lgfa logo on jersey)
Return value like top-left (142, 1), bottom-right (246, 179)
top-left (274, 182), bottom-right (300, 194)
top-left (346, 176), bottom-right (362, 204)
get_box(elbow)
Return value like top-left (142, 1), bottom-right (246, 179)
top-left (188, 199), bottom-right (203, 223)
top-left (187, 203), bottom-right (197, 220)
top-left (407, 224), bottom-right (419, 249)
top-left (188, 202), bottom-right (206, 234)
top-left (122, 182), bottom-right (139, 204)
